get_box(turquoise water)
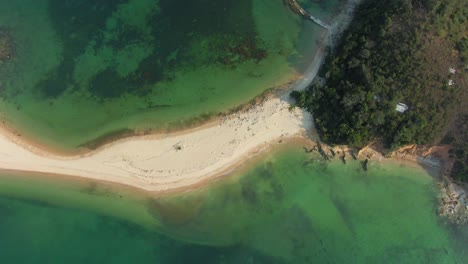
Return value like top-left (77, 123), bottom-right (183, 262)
top-left (0, 145), bottom-right (466, 263)
top-left (0, 197), bottom-right (278, 263)
top-left (1, 1), bottom-right (466, 263)
top-left (0, 0), bottom-right (334, 150)
top-left (298, 0), bottom-right (342, 20)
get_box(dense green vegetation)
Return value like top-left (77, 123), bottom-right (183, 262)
top-left (292, 0), bottom-right (467, 181)
top-left (449, 114), bottom-right (467, 182)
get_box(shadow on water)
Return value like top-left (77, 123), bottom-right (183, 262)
top-left (328, 193), bottom-right (356, 236)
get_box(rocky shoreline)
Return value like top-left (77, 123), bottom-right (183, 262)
top-left (285, 0), bottom-right (467, 226)
top-left (438, 180), bottom-right (468, 225)
top-left (302, 140), bottom-right (468, 225)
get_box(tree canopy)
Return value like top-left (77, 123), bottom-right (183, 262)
top-left (293, 0), bottom-right (467, 181)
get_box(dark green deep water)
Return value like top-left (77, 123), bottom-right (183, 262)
top-left (0, 146), bottom-right (467, 263)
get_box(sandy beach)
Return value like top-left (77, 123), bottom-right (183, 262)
top-left (0, 36), bottom-right (326, 192)
top-left (0, 44), bottom-right (324, 191)
top-left (0, 0), bottom-right (362, 192)
top-left (0, 92), bottom-right (313, 191)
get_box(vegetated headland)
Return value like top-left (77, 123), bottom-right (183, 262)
top-left (291, 0), bottom-right (467, 224)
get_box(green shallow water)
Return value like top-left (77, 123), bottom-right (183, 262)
top-left (0, 145), bottom-right (467, 263)
top-left (0, 0), bottom-right (332, 150)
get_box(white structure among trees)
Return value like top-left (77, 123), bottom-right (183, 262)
top-left (396, 103), bottom-right (409, 113)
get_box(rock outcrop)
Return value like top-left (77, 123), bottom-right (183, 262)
top-left (438, 180), bottom-right (468, 225)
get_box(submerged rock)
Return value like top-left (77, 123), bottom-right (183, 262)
top-left (316, 143), bottom-right (330, 160)
top-left (361, 159), bottom-right (369, 171)
top-left (340, 154), bottom-right (347, 164)
top-left (438, 180), bottom-right (468, 225)
top-left (0, 28), bottom-right (14, 62)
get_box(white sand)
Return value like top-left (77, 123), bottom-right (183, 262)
top-left (0, 94), bottom-right (313, 191)
top-left (0, 0), bottom-right (361, 192)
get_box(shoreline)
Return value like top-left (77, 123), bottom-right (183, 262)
top-left (0, 0), bottom-right (360, 157)
top-left (0, 90), bottom-right (267, 157)
top-left (0, 137), bottom-right (304, 198)
top-left (0, 93), bottom-right (314, 192)
top-left (0, 137), bottom-right (447, 196)
top-left (302, 140), bottom-right (468, 224)
top-left (0, 39), bottom-right (319, 158)
top-left (0, 0), bottom-right (356, 192)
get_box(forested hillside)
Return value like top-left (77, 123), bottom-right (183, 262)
top-left (292, 0), bottom-right (467, 181)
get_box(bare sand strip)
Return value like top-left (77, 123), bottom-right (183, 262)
top-left (0, 94), bottom-right (313, 191)
top-left (0, 31), bottom-right (325, 192)
top-left (0, 1), bottom-right (362, 192)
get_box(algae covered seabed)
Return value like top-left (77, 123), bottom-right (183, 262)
top-left (0, 144), bottom-right (467, 263)
top-left (0, 0), bottom-right (327, 150)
